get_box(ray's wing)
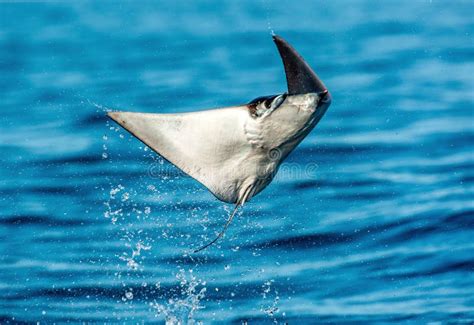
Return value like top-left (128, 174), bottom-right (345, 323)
top-left (107, 106), bottom-right (254, 204)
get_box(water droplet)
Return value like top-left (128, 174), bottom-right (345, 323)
top-left (121, 192), bottom-right (130, 202)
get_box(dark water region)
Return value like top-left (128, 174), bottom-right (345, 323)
top-left (1, 0), bottom-right (473, 323)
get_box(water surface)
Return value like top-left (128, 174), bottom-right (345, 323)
top-left (1, 1), bottom-right (473, 323)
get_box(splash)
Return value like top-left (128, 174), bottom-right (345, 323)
top-left (119, 241), bottom-right (152, 270)
top-left (102, 134), bottom-right (109, 159)
top-left (260, 280), bottom-right (280, 322)
top-left (151, 269), bottom-right (206, 324)
top-left (104, 184), bottom-right (126, 224)
top-left (262, 0), bottom-right (276, 36)
top-left (103, 116), bottom-right (207, 323)
top-left (84, 97), bottom-right (113, 113)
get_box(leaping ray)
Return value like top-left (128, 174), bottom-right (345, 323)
top-left (107, 35), bottom-right (332, 252)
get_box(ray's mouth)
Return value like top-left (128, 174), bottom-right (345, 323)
top-left (318, 89), bottom-right (331, 106)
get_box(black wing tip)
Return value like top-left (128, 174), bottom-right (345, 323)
top-left (272, 34), bottom-right (287, 46)
top-left (271, 34), bottom-right (328, 95)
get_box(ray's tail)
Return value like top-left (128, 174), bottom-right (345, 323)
top-left (193, 185), bottom-right (254, 253)
top-left (192, 204), bottom-right (241, 253)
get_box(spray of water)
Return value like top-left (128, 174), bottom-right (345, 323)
top-left (150, 269), bottom-right (206, 324)
top-left (262, 0), bottom-right (276, 36)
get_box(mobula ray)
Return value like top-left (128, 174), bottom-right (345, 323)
top-left (108, 35), bottom-right (332, 252)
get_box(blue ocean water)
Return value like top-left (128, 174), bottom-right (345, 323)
top-left (1, 0), bottom-right (473, 323)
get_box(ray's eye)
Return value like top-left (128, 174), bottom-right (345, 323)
top-left (247, 93), bottom-right (287, 117)
top-left (248, 95), bottom-right (276, 108)
top-left (263, 98), bottom-right (273, 109)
